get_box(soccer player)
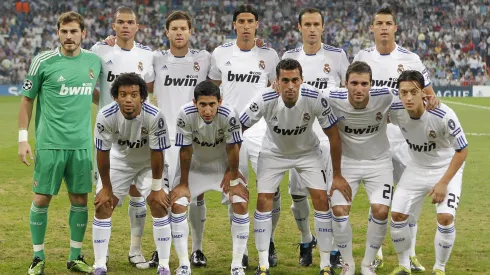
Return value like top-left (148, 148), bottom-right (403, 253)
top-left (388, 70), bottom-right (468, 275)
top-left (90, 6), bottom-right (155, 269)
top-left (18, 11), bottom-right (101, 275)
top-left (169, 80), bottom-right (248, 275)
top-left (208, 4), bottom-right (280, 267)
top-left (92, 73), bottom-right (171, 275)
top-left (323, 61), bottom-right (396, 275)
top-left (149, 11), bottom-right (212, 268)
top-left (353, 7), bottom-right (437, 271)
top-left (282, 7), bottom-right (349, 268)
top-left (241, 59), bottom-right (345, 275)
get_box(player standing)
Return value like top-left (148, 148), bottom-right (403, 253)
top-left (148, 10), bottom-right (212, 268)
top-left (92, 73), bottom-right (172, 275)
top-left (208, 4), bottom-right (280, 267)
top-left (169, 80), bottom-right (249, 275)
top-left (388, 71), bottom-right (467, 275)
top-left (282, 7), bottom-right (349, 268)
top-left (18, 11), bottom-right (101, 275)
top-left (353, 7), bottom-right (436, 271)
top-left (91, 6), bottom-right (155, 269)
top-left (241, 59), bottom-right (345, 275)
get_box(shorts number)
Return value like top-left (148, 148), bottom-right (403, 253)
top-left (382, 184), bottom-right (394, 200)
top-left (321, 170), bottom-right (327, 184)
top-left (447, 193), bottom-right (460, 209)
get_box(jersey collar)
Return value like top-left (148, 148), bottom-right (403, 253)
top-left (114, 40), bottom-right (135, 52)
top-left (232, 40), bottom-right (258, 56)
top-left (168, 48), bottom-right (193, 62)
top-left (375, 43), bottom-right (398, 56)
top-left (301, 43), bottom-right (323, 56)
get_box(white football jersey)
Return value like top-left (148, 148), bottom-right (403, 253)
top-left (282, 43), bottom-right (349, 89)
top-left (353, 44), bottom-right (431, 89)
top-left (326, 87), bottom-right (393, 160)
top-left (209, 40), bottom-right (280, 111)
top-left (95, 102), bottom-right (170, 164)
top-left (175, 102), bottom-right (243, 162)
top-left (91, 42), bottom-right (155, 108)
top-left (389, 101), bottom-right (468, 169)
top-left (240, 84), bottom-right (338, 156)
top-left (151, 49), bottom-right (211, 136)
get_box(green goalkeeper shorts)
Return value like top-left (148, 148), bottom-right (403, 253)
top-left (33, 149), bottom-right (93, 195)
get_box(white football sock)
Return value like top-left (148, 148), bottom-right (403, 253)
top-left (409, 222), bottom-right (418, 257)
top-left (189, 199), bottom-right (206, 253)
top-left (270, 191), bottom-right (281, 242)
top-left (231, 212), bottom-right (249, 268)
top-left (128, 196), bottom-right (146, 256)
top-left (433, 222), bottom-right (456, 272)
top-left (332, 215), bottom-right (354, 266)
top-left (314, 210), bottom-right (333, 268)
top-left (153, 216), bottom-right (171, 268)
top-left (92, 217), bottom-right (111, 268)
top-left (390, 219), bottom-right (411, 269)
top-left (254, 210), bottom-right (272, 268)
top-left (291, 196), bottom-right (312, 243)
top-left (170, 212), bottom-right (190, 267)
top-left (362, 216), bottom-right (388, 266)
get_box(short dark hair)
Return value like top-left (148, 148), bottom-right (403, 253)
top-left (110, 72), bottom-right (148, 101)
top-left (57, 11), bottom-right (85, 31)
top-left (298, 7), bottom-right (324, 26)
top-left (276, 59), bottom-right (303, 79)
top-left (397, 70), bottom-right (425, 90)
top-left (166, 11), bottom-right (192, 30)
top-left (114, 6), bottom-right (137, 22)
top-left (345, 61), bottom-right (372, 82)
top-left (372, 7), bottom-right (397, 25)
top-left (194, 80), bottom-right (221, 101)
top-left (233, 4), bottom-right (258, 22)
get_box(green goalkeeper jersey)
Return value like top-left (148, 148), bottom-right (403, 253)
top-left (22, 47), bottom-right (102, 150)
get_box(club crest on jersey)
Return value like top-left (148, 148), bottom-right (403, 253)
top-left (303, 113), bottom-right (311, 122)
top-left (193, 62), bottom-right (200, 72)
top-left (448, 119), bottom-right (456, 130)
top-left (376, 112), bottom-right (383, 122)
top-left (249, 102), bottom-right (259, 112)
top-left (89, 69), bottom-right (94, 80)
top-left (158, 118), bottom-right (165, 129)
top-left (218, 129), bottom-right (224, 137)
top-left (259, 60), bottom-right (265, 70)
top-left (177, 118), bottom-right (185, 128)
top-left (397, 64), bottom-right (404, 74)
top-left (141, 127), bottom-right (149, 135)
top-left (96, 123), bottom-right (104, 133)
top-left (429, 130), bottom-right (437, 139)
top-left (324, 63), bottom-right (331, 73)
top-left (138, 61), bottom-right (143, 72)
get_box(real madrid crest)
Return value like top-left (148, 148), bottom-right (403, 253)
top-left (429, 130), bottom-right (437, 139)
top-left (303, 113), bottom-right (311, 122)
top-left (138, 61), bottom-right (143, 72)
top-left (141, 127), bottom-right (149, 135)
top-left (376, 112), bottom-right (383, 122)
top-left (194, 62), bottom-right (200, 72)
top-left (397, 64), bottom-right (404, 74)
top-left (324, 63), bottom-right (331, 73)
top-left (89, 69), bottom-right (94, 79)
top-left (259, 60), bottom-right (265, 70)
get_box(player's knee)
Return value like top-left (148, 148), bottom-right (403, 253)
top-left (371, 204), bottom-right (389, 220)
top-left (33, 193), bottom-right (52, 207)
top-left (332, 205), bottom-right (349, 217)
top-left (256, 193), bottom-right (274, 212)
top-left (95, 201), bottom-right (113, 219)
top-left (171, 203), bottom-right (187, 214)
top-left (436, 213), bottom-right (454, 226)
top-left (232, 202), bottom-right (248, 215)
top-left (68, 193), bottom-right (88, 205)
top-left (391, 211), bottom-right (409, 222)
top-left (150, 202), bottom-right (168, 217)
top-left (310, 191), bottom-right (329, 211)
top-left (196, 193), bottom-right (205, 201)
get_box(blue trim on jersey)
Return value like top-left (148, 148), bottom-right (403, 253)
top-left (135, 43), bottom-right (152, 51)
top-left (157, 136), bottom-right (170, 150)
top-left (142, 104), bottom-right (158, 116)
top-left (451, 128), bottom-right (461, 136)
top-left (371, 90), bottom-right (390, 97)
top-left (397, 47), bottom-right (410, 54)
top-left (263, 92), bottom-right (279, 101)
top-left (457, 136), bottom-right (468, 149)
top-left (217, 106), bottom-right (231, 116)
top-left (102, 104), bottom-right (120, 117)
top-left (330, 95), bottom-right (348, 99)
top-left (240, 113), bottom-right (250, 125)
top-left (380, 53), bottom-right (390, 56)
top-left (175, 133), bottom-right (189, 147)
top-left (305, 53), bottom-right (316, 56)
top-left (184, 105), bottom-right (197, 111)
top-left (327, 114), bottom-right (338, 126)
top-left (428, 108), bottom-right (446, 118)
top-left (143, 103), bottom-right (159, 114)
top-left (301, 88), bottom-right (319, 99)
top-left (231, 132), bottom-right (242, 144)
top-left (323, 44), bottom-right (342, 52)
top-left (217, 110), bottom-right (230, 117)
top-left (174, 55), bottom-right (185, 58)
top-left (220, 42), bottom-right (234, 48)
top-left (95, 138), bottom-right (106, 151)
top-left (184, 106), bottom-right (198, 115)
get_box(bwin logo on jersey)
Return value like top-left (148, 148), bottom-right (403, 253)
top-left (344, 124), bottom-right (380, 135)
top-left (117, 137), bottom-right (149, 148)
top-left (107, 71), bottom-right (142, 82)
top-left (406, 139), bottom-right (436, 152)
top-left (193, 137), bottom-right (224, 147)
top-left (306, 78), bottom-right (329, 90)
top-left (164, 75), bottom-right (198, 86)
top-left (273, 124), bottom-right (308, 136)
top-left (371, 78), bottom-right (398, 88)
top-left (59, 84), bottom-right (93, 95)
top-left (227, 71), bottom-right (261, 83)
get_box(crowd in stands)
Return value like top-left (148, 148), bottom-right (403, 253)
top-left (0, 0), bottom-right (489, 85)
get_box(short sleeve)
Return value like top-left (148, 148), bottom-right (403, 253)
top-left (413, 56), bottom-right (432, 87)
top-left (149, 110), bottom-right (170, 151)
top-left (94, 111), bottom-right (114, 151)
top-left (146, 51), bottom-right (158, 83)
top-left (444, 110), bottom-right (468, 151)
top-left (267, 50), bottom-right (280, 83)
top-left (389, 97), bottom-right (404, 126)
top-left (339, 50), bottom-right (350, 85)
top-left (208, 49), bottom-right (221, 80)
top-left (315, 94), bottom-right (338, 129)
top-left (21, 54), bottom-right (44, 99)
top-left (175, 108), bottom-right (194, 146)
top-left (222, 107), bottom-right (243, 144)
top-left (239, 92), bottom-right (266, 128)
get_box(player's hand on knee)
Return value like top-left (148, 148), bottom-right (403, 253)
top-left (329, 175), bottom-right (352, 203)
top-left (428, 181), bottom-right (447, 204)
top-left (95, 187), bottom-right (113, 210)
top-left (170, 184), bottom-right (190, 206)
top-left (18, 141), bottom-right (33, 166)
top-left (104, 35), bottom-right (116, 46)
top-left (424, 94), bottom-right (440, 110)
top-left (148, 189), bottom-right (170, 209)
top-left (230, 180), bottom-right (249, 202)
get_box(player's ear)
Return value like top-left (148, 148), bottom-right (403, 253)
top-left (81, 29), bottom-right (87, 40)
top-left (112, 23), bottom-right (116, 32)
top-left (297, 22), bottom-right (301, 31)
top-left (218, 97), bottom-right (222, 106)
top-left (369, 24), bottom-right (374, 33)
top-left (193, 98), bottom-right (197, 107)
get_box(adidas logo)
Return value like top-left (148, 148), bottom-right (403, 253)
top-left (162, 65), bottom-right (168, 70)
top-left (58, 75), bottom-right (65, 82)
top-left (271, 116), bottom-right (278, 122)
top-left (225, 61), bottom-right (231, 66)
top-left (106, 60), bottom-right (113, 65)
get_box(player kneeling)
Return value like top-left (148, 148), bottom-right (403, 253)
top-left (170, 80), bottom-right (249, 275)
top-left (92, 73), bottom-right (172, 275)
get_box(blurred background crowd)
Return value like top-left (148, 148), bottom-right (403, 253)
top-left (0, 0), bottom-right (489, 85)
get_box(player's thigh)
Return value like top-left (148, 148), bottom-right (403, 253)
top-left (188, 159), bottom-right (228, 201)
top-left (391, 168), bottom-right (428, 215)
top-left (329, 158), bottom-right (363, 206)
top-left (244, 135), bottom-right (262, 174)
top-left (288, 168), bottom-right (308, 197)
top-left (364, 165), bottom-right (394, 207)
top-left (33, 149), bottom-right (67, 195)
top-left (165, 138), bottom-right (178, 187)
top-left (436, 167), bottom-right (463, 218)
top-left (257, 153), bottom-right (290, 194)
top-left (65, 149), bottom-right (93, 194)
top-left (96, 161), bottom-right (137, 207)
top-left (294, 151), bottom-right (329, 192)
top-left (391, 142), bottom-right (408, 183)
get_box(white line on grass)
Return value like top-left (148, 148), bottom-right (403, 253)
top-left (443, 100), bottom-right (490, 110)
top-left (466, 133), bottom-right (490, 136)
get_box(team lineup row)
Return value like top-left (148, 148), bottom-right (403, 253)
top-left (17, 4), bottom-right (467, 275)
